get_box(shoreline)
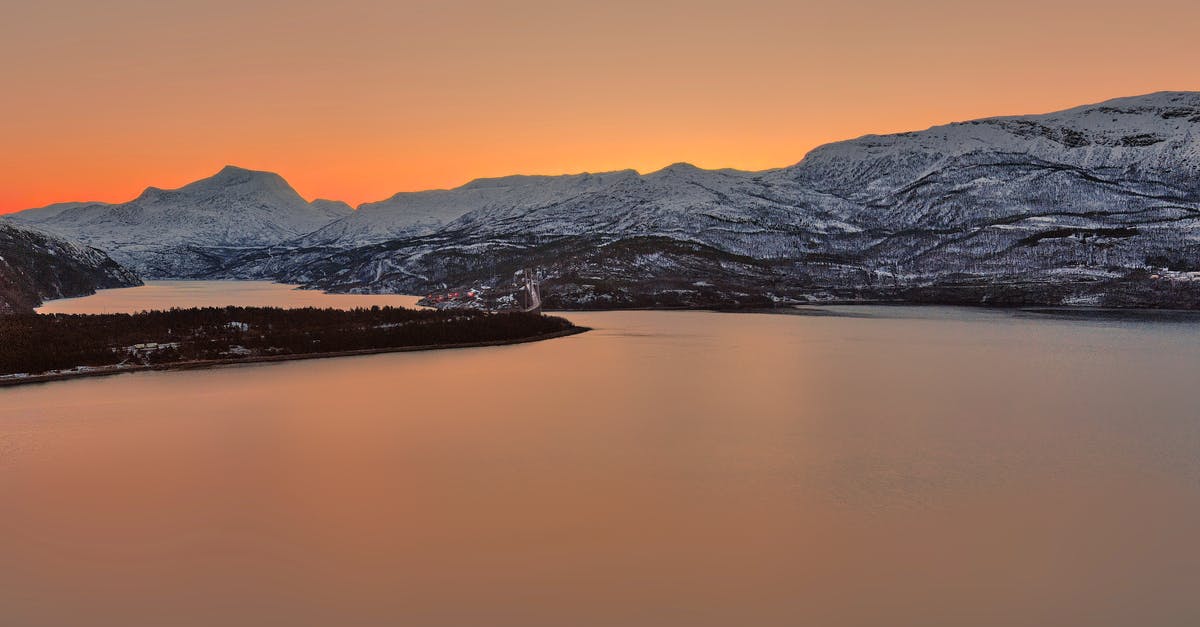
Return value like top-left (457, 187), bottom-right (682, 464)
top-left (38, 280), bottom-right (1200, 316)
top-left (0, 326), bottom-right (589, 389)
top-left (719, 303), bottom-right (1200, 322)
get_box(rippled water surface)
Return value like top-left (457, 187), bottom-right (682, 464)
top-left (5, 282), bottom-right (1200, 626)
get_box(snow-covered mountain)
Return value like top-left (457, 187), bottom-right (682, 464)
top-left (0, 221), bottom-right (141, 314)
top-left (8, 166), bottom-right (351, 277)
top-left (297, 170), bottom-right (648, 247)
top-left (761, 91), bottom-right (1200, 282)
top-left (223, 92), bottom-right (1200, 308)
top-left (9, 92), bottom-right (1200, 308)
top-left (12, 201), bottom-right (113, 223)
top-left (310, 199), bottom-right (354, 217)
top-left (788, 91), bottom-right (1200, 201)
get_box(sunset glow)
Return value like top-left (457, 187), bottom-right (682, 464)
top-left (3, 0), bottom-right (1197, 212)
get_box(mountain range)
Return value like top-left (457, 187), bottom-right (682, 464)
top-left (6, 91), bottom-right (1200, 310)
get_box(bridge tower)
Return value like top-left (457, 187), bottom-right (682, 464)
top-left (519, 268), bottom-right (542, 314)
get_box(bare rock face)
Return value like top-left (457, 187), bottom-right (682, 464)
top-left (0, 222), bottom-right (142, 314)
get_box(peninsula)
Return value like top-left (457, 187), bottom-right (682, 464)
top-left (0, 306), bottom-right (584, 387)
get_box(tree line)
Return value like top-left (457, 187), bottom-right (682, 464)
top-left (0, 306), bottom-right (576, 376)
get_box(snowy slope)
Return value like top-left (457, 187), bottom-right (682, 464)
top-left (299, 93), bottom-right (1199, 259)
top-left (0, 221), bottom-right (141, 314)
top-left (8, 92), bottom-right (1200, 308)
top-left (755, 91), bottom-right (1200, 275)
top-left (783, 91), bottom-right (1200, 210)
top-left (9, 166), bottom-right (352, 277)
top-left (300, 163), bottom-right (861, 257)
top-left (11, 201), bottom-right (113, 223)
top-left (226, 92), bottom-right (1200, 307)
top-left (310, 199), bottom-right (355, 220)
top-left (300, 170), bottom-right (646, 246)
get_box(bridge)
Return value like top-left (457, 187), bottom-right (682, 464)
top-left (519, 268), bottom-right (541, 314)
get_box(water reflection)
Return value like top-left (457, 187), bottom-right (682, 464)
top-left (4, 282), bottom-right (1199, 626)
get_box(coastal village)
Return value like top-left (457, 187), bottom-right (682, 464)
top-left (419, 268), bottom-right (543, 313)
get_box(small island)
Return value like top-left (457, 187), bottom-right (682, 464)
top-left (0, 306), bottom-right (586, 387)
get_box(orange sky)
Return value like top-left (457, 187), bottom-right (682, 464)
top-left (2, 0), bottom-right (1197, 213)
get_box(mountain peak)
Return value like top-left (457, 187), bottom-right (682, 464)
top-left (135, 186), bottom-right (166, 201)
top-left (210, 165), bottom-right (283, 183)
top-left (217, 164), bottom-right (259, 176)
top-left (658, 162), bottom-right (701, 173)
top-left (183, 166), bottom-right (300, 199)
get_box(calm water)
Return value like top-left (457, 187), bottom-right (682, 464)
top-left (5, 281), bottom-right (1200, 626)
top-left (37, 280), bottom-right (425, 313)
